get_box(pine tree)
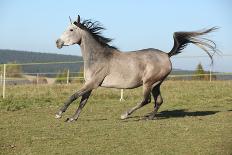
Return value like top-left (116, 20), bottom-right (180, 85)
top-left (193, 63), bottom-right (205, 80)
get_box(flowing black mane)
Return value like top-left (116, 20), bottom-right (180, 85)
top-left (74, 19), bottom-right (117, 49)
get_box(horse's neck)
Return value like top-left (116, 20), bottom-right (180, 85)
top-left (80, 32), bottom-right (109, 68)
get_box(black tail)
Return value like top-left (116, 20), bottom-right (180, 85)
top-left (168, 27), bottom-right (219, 63)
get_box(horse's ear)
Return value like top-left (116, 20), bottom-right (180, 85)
top-left (75, 15), bottom-right (81, 28)
top-left (69, 16), bottom-right (72, 24)
top-left (77, 15), bottom-right (80, 24)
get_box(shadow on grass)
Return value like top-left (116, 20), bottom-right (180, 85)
top-left (123, 109), bottom-right (220, 122)
top-left (80, 118), bottom-right (108, 122)
top-left (72, 109), bottom-right (224, 122)
top-left (155, 109), bottom-right (220, 118)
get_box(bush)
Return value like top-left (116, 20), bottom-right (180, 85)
top-left (55, 69), bottom-right (70, 84)
top-left (32, 76), bottom-right (48, 84)
top-left (71, 66), bottom-right (85, 84)
top-left (0, 62), bottom-right (23, 78)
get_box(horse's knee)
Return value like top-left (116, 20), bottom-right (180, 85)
top-left (70, 94), bottom-right (78, 102)
top-left (155, 95), bottom-right (163, 108)
top-left (157, 96), bottom-right (163, 105)
top-left (142, 97), bottom-right (151, 106)
top-left (141, 93), bottom-right (151, 106)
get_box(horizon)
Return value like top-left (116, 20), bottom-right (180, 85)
top-left (0, 49), bottom-right (227, 73)
top-left (0, 0), bottom-right (231, 72)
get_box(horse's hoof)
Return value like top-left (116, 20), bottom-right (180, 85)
top-left (121, 112), bottom-right (129, 120)
top-left (55, 111), bottom-right (62, 119)
top-left (65, 118), bottom-right (75, 122)
top-left (55, 114), bottom-right (62, 119)
top-left (147, 115), bottom-right (157, 120)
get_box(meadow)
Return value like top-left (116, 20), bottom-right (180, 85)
top-left (0, 81), bottom-right (231, 155)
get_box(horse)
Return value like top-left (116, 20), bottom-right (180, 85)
top-left (55, 15), bottom-right (218, 122)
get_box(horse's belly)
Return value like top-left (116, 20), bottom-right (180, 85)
top-left (101, 74), bottom-right (143, 89)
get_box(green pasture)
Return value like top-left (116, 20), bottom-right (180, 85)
top-left (0, 81), bottom-right (231, 155)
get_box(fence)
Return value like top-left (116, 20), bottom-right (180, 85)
top-left (0, 55), bottom-right (232, 99)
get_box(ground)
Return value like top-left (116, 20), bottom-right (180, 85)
top-left (0, 81), bottom-right (231, 155)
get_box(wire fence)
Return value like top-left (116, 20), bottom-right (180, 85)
top-left (0, 54), bottom-right (232, 99)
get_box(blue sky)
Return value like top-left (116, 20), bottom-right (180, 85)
top-left (0, 0), bottom-right (231, 72)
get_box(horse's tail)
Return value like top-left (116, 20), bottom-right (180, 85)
top-left (168, 27), bottom-right (219, 63)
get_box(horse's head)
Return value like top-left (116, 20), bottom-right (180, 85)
top-left (56, 15), bottom-right (82, 49)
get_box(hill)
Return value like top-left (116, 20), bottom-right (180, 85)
top-left (0, 49), bottom-right (195, 74)
top-left (0, 49), bottom-right (198, 81)
top-left (0, 49), bottom-right (83, 76)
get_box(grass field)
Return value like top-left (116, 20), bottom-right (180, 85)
top-left (0, 81), bottom-right (231, 155)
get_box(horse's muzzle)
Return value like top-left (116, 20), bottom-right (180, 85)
top-left (56, 39), bottom-right (64, 49)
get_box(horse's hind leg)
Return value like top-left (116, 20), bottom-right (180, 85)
top-left (121, 84), bottom-right (151, 119)
top-left (148, 83), bottom-right (163, 120)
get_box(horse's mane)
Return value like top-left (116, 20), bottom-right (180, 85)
top-left (74, 19), bottom-right (117, 49)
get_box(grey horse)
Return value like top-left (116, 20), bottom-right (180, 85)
top-left (56, 15), bottom-right (218, 122)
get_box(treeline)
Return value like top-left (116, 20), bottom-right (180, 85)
top-left (169, 63), bottom-right (217, 81)
top-left (0, 49), bottom-right (83, 75)
top-left (0, 63), bottom-right (85, 84)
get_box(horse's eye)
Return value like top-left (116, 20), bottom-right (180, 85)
top-left (70, 29), bottom-right (73, 31)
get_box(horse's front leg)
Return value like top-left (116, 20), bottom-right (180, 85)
top-left (55, 82), bottom-right (95, 119)
top-left (65, 90), bottom-right (92, 122)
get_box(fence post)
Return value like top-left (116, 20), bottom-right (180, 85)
top-left (36, 73), bottom-right (39, 85)
top-left (120, 89), bottom-right (125, 102)
top-left (209, 65), bottom-right (212, 82)
top-left (209, 69), bottom-right (211, 82)
top-left (3, 64), bottom-right (6, 99)
top-left (0, 74), bottom-right (2, 85)
top-left (66, 69), bottom-right (69, 84)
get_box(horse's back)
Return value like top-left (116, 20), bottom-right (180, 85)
top-left (132, 48), bottom-right (172, 82)
top-left (101, 48), bottom-right (171, 89)
top-left (126, 48), bottom-right (172, 71)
